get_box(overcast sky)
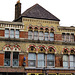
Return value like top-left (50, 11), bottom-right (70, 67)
top-left (0, 0), bottom-right (75, 27)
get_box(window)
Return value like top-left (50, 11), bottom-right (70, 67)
top-left (62, 33), bottom-right (65, 41)
top-left (4, 52), bottom-right (10, 66)
top-left (4, 52), bottom-right (19, 67)
top-left (5, 29), bottom-right (19, 38)
top-left (5, 29), bottom-right (9, 38)
top-left (47, 54), bottom-right (55, 67)
top-left (39, 32), bottom-right (44, 40)
top-left (34, 31), bottom-right (38, 40)
top-left (70, 34), bottom-right (74, 42)
top-left (15, 29), bottom-right (19, 38)
top-left (63, 55), bottom-right (68, 67)
top-left (28, 31), bottom-right (33, 40)
top-left (38, 54), bottom-right (45, 67)
top-left (45, 32), bottom-right (49, 41)
top-left (13, 52), bottom-right (19, 66)
top-left (28, 53), bottom-right (36, 67)
top-left (66, 33), bottom-right (70, 42)
top-left (50, 32), bottom-right (54, 41)
top-left (70, 55), bottom-right (75, 68)
top-left (10, 29), bottom-right (14, 38)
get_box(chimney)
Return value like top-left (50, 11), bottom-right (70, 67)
top-left (15, 0), bottom-right (21, 20)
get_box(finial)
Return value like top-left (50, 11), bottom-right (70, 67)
top-left (17, 0), bottom-right (20, 3)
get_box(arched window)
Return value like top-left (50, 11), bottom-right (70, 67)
top-left (63, 49), bottom-right (68, 68)
top-left (70, 49), bottom-right (75, 68)
top-left (50, 28), bottom-right (54, 41)
top-left (28, 46), bottom-right (36, 67)
top-left (38, 46), bottom-right (45, 67)
top-left (28, 27), bottom-right (33, 40)
top-left (45, 28), bottom-right (49, 41)
top-left (39, 28), bottom-right (44, 40)
top-left (47, 47), bottom-right (55, 67)
top-left (34, 27), bottom-right (38, 40)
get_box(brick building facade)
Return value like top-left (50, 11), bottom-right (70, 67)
top-left (0, 0), bottom-right (75, 75)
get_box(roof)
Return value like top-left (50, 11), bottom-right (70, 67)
top-left (21, 4), bottom-right (60, 21)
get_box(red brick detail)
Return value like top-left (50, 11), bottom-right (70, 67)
top-left (0, 30), bottom-right (4, 37)
top-left (54, 34), bottom-right (62, 40)
top-left (55, 56), bottom-right (63, 67)
top-left (20, 31), bottom-right (28, 38)
top-left (19, 54), bottom-right (24, 66)
top-left (19, 54), bottom-right (28, 67)
top-left (0, 54), bottom-right (4, 66)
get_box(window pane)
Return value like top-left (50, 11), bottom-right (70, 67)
top-left (63, 62), bottom-right (68, 67)
top-left (28, 60), bottom-right (35, 67)
top-left (5, 29), bottom-right (9, 33)
top-left (50, 38), bottom-right (54, 41)
top-left (4, 52), bottom-right (10, 66)
top-left (10, 29), bottom-right (14, 34)
top-left (45, 33), bottom-right (48, 41)
top-left (47, 54), bottom-right (54, 60)
top-left (28, 31), bottom-right (33, 40)
top-left (47, 61), bottom-right (54, 66)
top-left (10, 29), bottom-right (14, 38)
top-left (50, 32), bottom-right (54, 37)
top-left (13, 52), bottom-right (19, 66)
top-left (15, 30), bottom-right (19, 34)
top-left (38, 54), bottom-right (44, 60)
top-left (5, 29), bottom-right (9, 38)
top-left (63, 55), bottom-right (68, 61)
top-left (34, 31), bottom-right (38, 40)
top-left (70, 55), bottom-right (74, 61)
top-left (15, 35), bottom-right (19, 38)
top-left (39, 32), bottom-right (44, 40)
top-left (38, 54), bottom-right (45, 67)
top-left (70, 62), bottom-right (74, 67)
top-left (38, 61), bottom-right (44, 67)
top-left (28, 53), bottom-right (36, 60)
top-left (28, 53), bottom-right (36, 67)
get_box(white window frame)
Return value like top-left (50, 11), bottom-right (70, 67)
top-left (28, 53), bottom-right (36, 67)
top-left (28, 31), bottom-right (33, 40)
top-left (63, 55), bottom-right (68, 68)
top-left (50, 32), bottom-right (54, 41)
top-left (47, 54), bottom-right (55, 67)
top-left (34, 31), bottom-right (38, 40)
top-left (38, 54), bottom-right (45, 67)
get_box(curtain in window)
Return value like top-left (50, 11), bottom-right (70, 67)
top-left (5, 29), bottom-right (9, 38)
top-left (70, 55), bottom-right (75, 68)
top-left (28, 53), bottom-right (36, 67)
top-left (15, 30), bottom-right (19, 38)
top-left (45, 32), bottom-right (48, 41)
top-left (38, 54), bottom-right (45, 67)
top-left (63, 55), bottom-right (68, 67)
top-left (39, 32), bottom-right (44, 40)
top-left (34, 31), bottom-right (38, 40)
top-left (28, 31), bottom-right (33, 40)
top-left (47, 54), bottom-right (55, 66)
top-left (10, 29), bottom-right (14, 38)
top-left (50, 32), bottom-right (54, 41)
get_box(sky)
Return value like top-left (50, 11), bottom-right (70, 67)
top-left (0, 0), bottom-right (75, 27)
